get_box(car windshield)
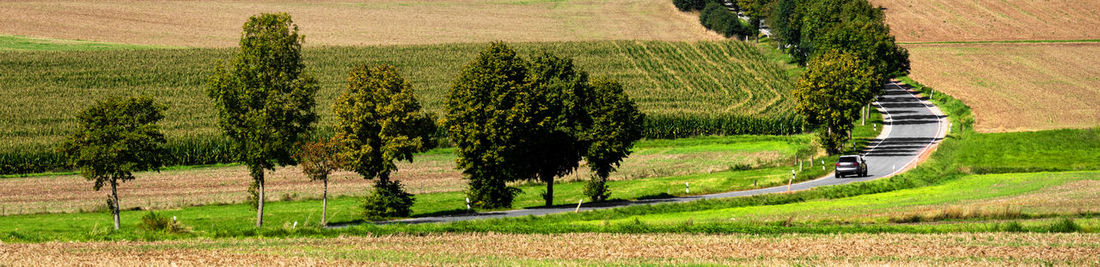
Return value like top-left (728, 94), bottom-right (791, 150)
top-left (839, 156), bottom-right (859, 162)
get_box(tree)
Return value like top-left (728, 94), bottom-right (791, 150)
top-left (206, 13), bottom-right (319, 227)
top-left (814, 18), bottom-right (909, 86)
top-left (793, 51), bottom-right (876, 154)
top-left (581, 79), bottom-right (645, 202)
top-left (445, 42), bottom-right (535, 208)
top-left (295, 138), bottom-right (343, 225)
top-left (525, 52), bottom-right (592, 207)
top-left (333, 64), bottom-right (435, 218)
top-left (768, 0), bottom-right (802, 49)
top-left (61, 96), bottom-right (167, 230)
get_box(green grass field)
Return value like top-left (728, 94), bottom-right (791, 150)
top-left (0, 40), bottom-right (800, 174)
top-left (0, 110), bottom-right (879, 242)
top-left (0, 35), bottom-right (166, 51)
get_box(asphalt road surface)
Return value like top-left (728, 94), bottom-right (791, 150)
top-left (345, 81), bottom-right (947, 226)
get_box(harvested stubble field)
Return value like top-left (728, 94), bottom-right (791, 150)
top-left (1, 232), bottom-right (1097, 265)
top-left (0, 135), bottom-right (806, 215)
top-left (869, 0), bottom-right (1100, 43)
top-left (0, 0), bottom-right (719, 48)
top-left (0, 40), bottom-right (798, 174)
top-left (905, 42), bottom-right (1100, 132)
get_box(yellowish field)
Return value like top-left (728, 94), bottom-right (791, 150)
top-left (1, 232), bottom-right (1097, 265)
top-left (0, 0), bottom-right (720, 47)
top-left (905, 42), bottom-right (1100, 132)
top-left (870, 0), bottom-right (1100, 42)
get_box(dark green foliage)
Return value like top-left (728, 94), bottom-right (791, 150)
top-left (793, 52), bottom-right (876, 154)
top-left (206, 13), bottom-right (319, 227)
top-left (446, 42), bottom-right (534, 208)
top-left (526, 53), bottom-right (592, 207)
top-left (768, 0), bottom-right (802, 50)
top-left (673, 0), bottom-right (708, 11)
top-left (581, 79), bottom-right (645, 202)
top-left (60, 96), bottom-right (167, 230)
top-left (362, 179), bottom-right (416, 219)
top-left (332, 64), bottom-right (434, 217)
top-left (699, 2), bottom-right (753, 38)
top-left (446, 44), bottom-right (645, 208)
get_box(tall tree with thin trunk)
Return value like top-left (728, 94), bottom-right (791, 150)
top-left (295, 138), bottom-right (343, 225)
top-left (61, 96), bottom-right (167, 230)
top-left (333, 64), bottom-right (435, 219)
top-left (206, 13), bottom-right (318, 227)
top-left (793, 51), bottom-right (876, 154)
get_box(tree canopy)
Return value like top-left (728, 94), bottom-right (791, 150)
top-left (206, 12), bottom-right (318, 227)
top-left (61, 96), bottom-right (167, 230)
top-left (793, 51), bottom-right (877, 154)
top-left (333, 64), bottom-right (435, 218)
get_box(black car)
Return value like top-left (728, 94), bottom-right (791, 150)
top-left (835, 155), bottom-right (867, 178)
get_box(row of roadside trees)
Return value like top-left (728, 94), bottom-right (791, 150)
top-left (772, 0), bottom-right (910, 154)
top-left (61, 13), bottom-right (643, 229)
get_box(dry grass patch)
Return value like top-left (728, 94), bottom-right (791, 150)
top-left (869, 0), bottom-right (1100, 42)
top-left (0, 0), bottom-right (719, 48)
top-left (2, 232), bottom-right (1098, 265)
top-left (906, 42), bottom-right (1100, 132)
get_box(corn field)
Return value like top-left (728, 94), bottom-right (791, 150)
top-left (0, 40), bottom-right (800, 175)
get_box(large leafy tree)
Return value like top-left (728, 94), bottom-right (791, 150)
top-left (581, 79), bottom-right (645, 202)
top-left (206, 13), bottom-right (319, 227)
top-left (445, 42), bottom-right (535, 208)
top-left (814, 18), bottom-right (910, 86)
top-left (61, 96), bottom-right (167, 230)
top-left (793, 51), bottom-right (876, 154)
top-left (333, 64), bottom-right (435, 218)
top-left (525, 52), bottom-right (592, 207)
top-left (768, 0), bottom-right (802, 50)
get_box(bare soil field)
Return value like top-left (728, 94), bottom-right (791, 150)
top-left (0, 0), bottom-right (719, 47)
top-left (869, 0), bottom-right (1100, 42)
top-left (905, 42), bottom-right (1100, 132)
top-left (1, 232), bottom-right (1097, 265)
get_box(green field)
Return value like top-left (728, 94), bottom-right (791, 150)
top-left (0, 35), bottom-right (166, 51)
top-left (0, 40), bottom-right (801, 174)
top-left (0, 109), bottom-right (882, 242)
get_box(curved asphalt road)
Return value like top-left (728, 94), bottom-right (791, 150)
top-left (348, 80), bottom-right (947, 225)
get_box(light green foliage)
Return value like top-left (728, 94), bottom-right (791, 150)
top-left (736, 0), bottom-right (773, 19)
top-left (793, 51), bottom-right (875, 154)
top-left (582, 79), bottom-right (644, 202)
top-left (205, 13), bottom-right (319, 226)
top-left (445, 42), bottom-right (533, 208)
top-left (60, 96), bottom-right (167, 229)
top-left (333, 64), bottom-right (434, 218)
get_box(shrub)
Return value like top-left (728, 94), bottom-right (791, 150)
top-left (1047, 217), bottom-right (1081, 233)
top-left (363, 179), bottom-right (415, 219)
top-left (583, 175), bottom-right (612, 202)
top-left (140, 211), bottom-right (188, 233)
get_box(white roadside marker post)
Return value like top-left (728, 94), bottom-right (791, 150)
top-left (575, 199), bottom-right (583, 213)
top-left (465, 197), bottom-right (471, 211)
top-left (821, 160), bottom-right (825, 170)
top-left (787, 170), bottom-right (795, 193)
top-left (685, 182), bottom-right (690, 194)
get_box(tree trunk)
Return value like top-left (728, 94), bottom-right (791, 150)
top-left (111, 178), bottom-right (120, 230)
top-left (252, 167), bottom-right (265, 227)
top-left (322, 178), bottom-right (328, 226)
top-left (542, 172), bottom-right (554, 207)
